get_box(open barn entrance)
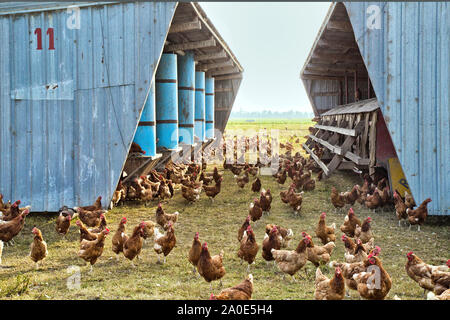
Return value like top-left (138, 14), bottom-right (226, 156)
top-left (300, 3), bottom-right (410, 197)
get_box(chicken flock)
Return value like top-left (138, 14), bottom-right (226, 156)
top-left (0, 135), bottom-right (447, 301)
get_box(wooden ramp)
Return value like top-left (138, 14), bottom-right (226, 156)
top-left (303, 99), bottom-right (379, 178)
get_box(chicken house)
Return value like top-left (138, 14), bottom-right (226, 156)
top-left (300, 2), bottom-right (449, 215)
top-left (0, 1), bottom-right (243, 212)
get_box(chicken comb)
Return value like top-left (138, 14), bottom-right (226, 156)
top-left (341, 234), bottom-right (347, 241)
top-left (406, 251), bottom-right (414, 257)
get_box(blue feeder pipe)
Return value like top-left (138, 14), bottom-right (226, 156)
top-left (177, 52), bottom-right (195, 145)
top-left (194, 71), bottom-right (205, 142)
top-left (133, 78), bottom-right (156, 156)
top-left (155, 53), bottom-right (178, 150)
top-left (205, 77), bottom-right (215, 139)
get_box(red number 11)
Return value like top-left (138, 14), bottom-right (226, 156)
top-left (34, 27), bottom-right (55, 50)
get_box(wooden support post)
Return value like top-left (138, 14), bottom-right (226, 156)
top-left (345, 73), bottom-right (348, 104)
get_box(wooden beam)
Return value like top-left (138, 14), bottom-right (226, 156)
top-left (301, 74), bottom-right (343, 81)
top-left (168, 19), bottom-right (201, 34)
top-left (311, 52), bottom-right (361, 63)
top-left (165, 38), bottom-right (216, 52)
top-left (317, 38), bottom-right (357, 49)
top-left (215, 87), bottom-right (232, 93)
top-left (215, 107), bottom-right (231, 111)
top-left (195, 51), bottom-right (227, 61)
top-left (199, 60), bottom-right (234, 70)
top-left (302, 143), bottom-right (329, 175)
top-left (207, 66), bottom-right (240, 76)
top-left (314, 124), bottom-right (358, 136)
top-left (327, 20), bottom-right (353, 32)
top-left (311, 91), bottom-right (340, 97)
top-left (214, 73), bottom-right (242, 81)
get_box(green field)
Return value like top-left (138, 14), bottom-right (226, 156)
top-left (0, 119), bottom-right (448, 300)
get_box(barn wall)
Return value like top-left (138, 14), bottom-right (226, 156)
top-left (0, 1), bottom-right (177, 211)
top-left (344, 2), bottom-right (449, 215)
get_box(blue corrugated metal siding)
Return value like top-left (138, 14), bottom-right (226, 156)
top-left (345, 2), bottom-right (449, 215)
top-left (0, 1), bottom-right (177, 211)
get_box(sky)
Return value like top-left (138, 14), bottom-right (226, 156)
top-left (200, 2), bottom-right (331, 114)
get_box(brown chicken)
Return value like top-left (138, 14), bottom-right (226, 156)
top-left (155, 203), bottom-right (179, 230)
top-left (0, 208), bottom-right (30, 244)
top-left (315, 212), bottom-right (336, 245)
top-left (141, 220), bottom-right (155, 242)
top-left (76, 196), bottom-right (102, 212)
top-left (235, 170), bottom-right (250, 188)
top-left (365, 188), bottom-right (382, 210)
top-left (302, 176), bottom-right (316, 192)
top-left (265, 224), bottom-right (293, 248)
top-left (153, 222), bottom-right (176, 264)
top-left (280, 184), bottom-right (295, 204)
top-left (181, 183), bottom-right (202, 203)
top-left (405, 251), bottom-right (449, 296)
top-left (340, 208), bottom-right (362, 237)
top-left (197, 242), bottom-right (226, 289)
top-left (331, 187), bottom-right (346, 211)
top-left (123, 222), bottom-right (145, 266)
top-left (430, 261), bottom-right (450, 296)
top-left (344, 239), bottom-right (370, 263)
top-left (76, 220), bottom-right (98, 242)
top-left (130, 141), bottom-right (146, 154)
top-left (249, 199), bottom-right (263, 224)
top-left (111, 217), bottom-right (127, 259)
top-left (314, 266), bottom-right (345, 300)
top-left (407, 198), bottom-right (431, 231)
top-left (404, 191), bottom-right (416, 209)
top-left (29, 227), bottom-right (48, 269)
top-left (353, 254), bottom-right (392, 300)
top-left (238, 216), bottom-right (251, 242)
top-left (354, 217), bottom-right (373, 243)
top-left (188, 232), bottom-right (202, 275)
top-left (342, 186), bottom-right (359, 206)
top-left (237, 225), bottom-right (259, 272)
top-left (210, 274), bottom-right (253, 300)
top-left (271, 237), bottom-right (311, 281)
top-left (202, 177), bottom-right (223, 201)
top-left (75, 207), bottom-right (105, 228)
top-left (262, 226), bottom-right (281, 263)
top-left (259, 189), bottom-right (272, 214)
top-left (302, 233), bottom-right (335, 267)
top-left (78, 228), bottom-right (110, 272)
top-left (55, 211), bottom-right (72, 237)
top-left (251, 177), bottom-right (261, 193)
top-left (287, 189), bottom-right (303, 215)
top-left (393, 191), bottom-right (408, 227)
top-left (276, 169), bottom-right (287, 185)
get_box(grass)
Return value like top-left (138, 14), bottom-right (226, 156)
top-left (0, 119), bottom-right (448, 300)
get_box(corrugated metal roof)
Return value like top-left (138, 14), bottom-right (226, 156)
top-left (344, 2), bottom-right (449, 215)
top-left (321, 98), bottom-right (379, 116)
top-left (0, 1), bottom-right (177, 211)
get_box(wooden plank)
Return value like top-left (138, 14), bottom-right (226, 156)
top-left (195, 51), bottom-right (227, 61)
top-left (165, 38), bottom-right (216, 51)
top-left (327, 20), bottom-right (353, 32)
top-left (308, 134), bottom-right (339, 154)
top-left (215, 87), bottom-right (232, 93)
top-left (208, 66), bottom-right (240, 76)
top-left (368, 111), bottom-right (377, 175)
top-left (168, 19), bottom-right (201, 34)
top-left (344, 151), bottom-right (370, 165)
top-left (199, 60), bottom-right (234, 70)
top-left (302, 143), bottom-right (329, 175)
top-left (214, 73), bottom-right (242, 81)
top-left (315, 124), bottom-right (357, 136)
